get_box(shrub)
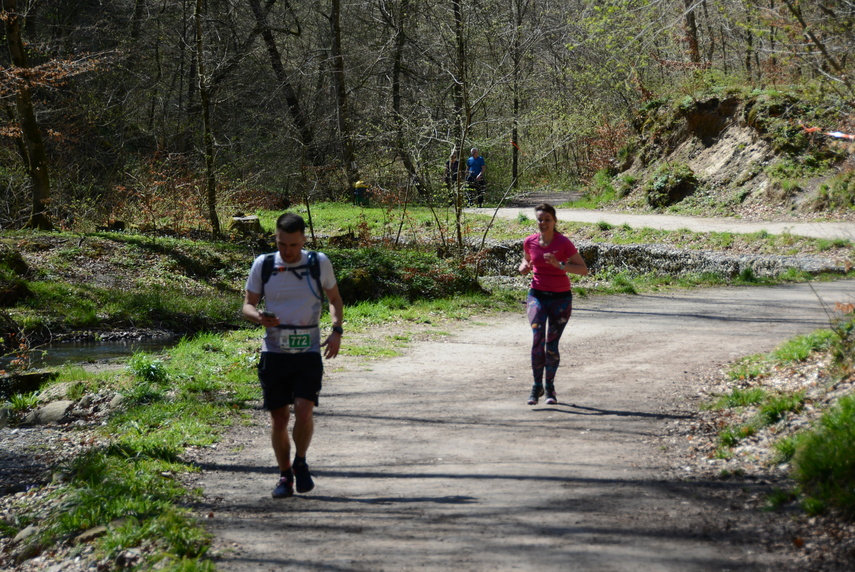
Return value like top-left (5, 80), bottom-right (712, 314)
top-left (644, 163), bottom-right (699, 208)
top-left (807, 170), bottom-right (855, 212)
top-left (758, 391), bottom-right (805, 425)
top-left (0, 245), bottom-right (32, 307)
top-left (792, 395), bottom-right (855, 518)
top-left (331, 247), bottom-right (482, 304)
top-left (128, 352), bottom-right (169, 385)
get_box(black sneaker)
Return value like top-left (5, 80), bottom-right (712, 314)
top-left (545, 386), bottom-right (558, 405)
top-left (293, 461), bottom-right (315, 493)
top-left (527, 385), bottom-right (544, 405)
top-left (272, 473), bottom-right (294, 498)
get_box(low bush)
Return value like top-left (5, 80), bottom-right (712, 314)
top-left (792, 395), bottom-right (855, 518)
top-left (644, 163), bottom-right (699, 208)
top-left (331, 247), bottom-right (483, 304)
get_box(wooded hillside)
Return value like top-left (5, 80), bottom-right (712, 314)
top-left (2, 0), bottom-right (853, 230)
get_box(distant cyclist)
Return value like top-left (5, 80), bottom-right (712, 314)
top-left (242, 212), bottom-right (344, 498)
top-left (518, 203), bottom-right (588, 405)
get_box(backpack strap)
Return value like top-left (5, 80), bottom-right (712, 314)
top-left (260, 252), bottom-right (276, 299)
top-left (307, 251), bottom-right (324, 303)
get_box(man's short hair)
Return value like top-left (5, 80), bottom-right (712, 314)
top-left (276, 212), bottom-right (306, 234)
top-left (471, 147), bottom-right (479, 154)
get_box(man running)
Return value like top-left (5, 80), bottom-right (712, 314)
top-left (242, 212), bottom-right (344, 498)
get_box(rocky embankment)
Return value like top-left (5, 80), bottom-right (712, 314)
top-left (474, 239), bottom-right (850, 278)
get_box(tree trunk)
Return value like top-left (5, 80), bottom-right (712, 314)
top-left (330, 0), bottom-right (357, 187)
top-left (684, 0), bottom-right (700, 64)
top-left (511, 0), bottom-right (525, 189)
top-left (391, 0), bottom-right (425, 195)
top-left (451, 0), bottom-right (470, 251)
top-left (3, 0), bottom-right (53, 230)
top-left (247, 0), bottom-right (323, 167)
top-left (195, 0), bottom-right (220, 235)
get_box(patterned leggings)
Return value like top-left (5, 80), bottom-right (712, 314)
top-left (526, 290), bottom-right (573, 386)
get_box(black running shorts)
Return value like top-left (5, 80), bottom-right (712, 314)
top-left (257, 351), bottom-right (323, 410)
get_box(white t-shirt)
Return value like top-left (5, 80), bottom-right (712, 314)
top-left (245, 250), bottom-right (337, 353)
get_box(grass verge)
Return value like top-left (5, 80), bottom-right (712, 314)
top-left (705, 308), bottom-right (855, 518)
top-left (1, 331), bottom-right (260, 570)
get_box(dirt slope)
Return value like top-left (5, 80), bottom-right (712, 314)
top-left (187, 280), bottom-right (855, 571)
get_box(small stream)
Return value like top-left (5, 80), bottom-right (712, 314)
top-left (1, 338), bottom-right (178, 399)
top-left (2, 338), bottom-right (177, 371)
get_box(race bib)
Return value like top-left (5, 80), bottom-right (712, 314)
top-left (277, 328), bottom-right (312, 353)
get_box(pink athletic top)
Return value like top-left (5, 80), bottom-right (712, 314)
top-left (524, 232), bottom-right (578, 292)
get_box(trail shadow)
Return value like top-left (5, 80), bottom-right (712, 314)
top-left (530, 403), bottom-right (693, 419)
top-left (579, 301), bottom-right (828, 326)
top-left (306, 494), bottom-right (477, 505)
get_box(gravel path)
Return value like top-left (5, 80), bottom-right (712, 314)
top-left (188, 280), bottom-right (855, 571)
top-left (478, 206), bottom-right (855, 241)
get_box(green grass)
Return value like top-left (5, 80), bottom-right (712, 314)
top-left (707, 387), bottom-right (767, 409)
top-left (711, 311), bottom-right (855, 520)
top-left (727, 355), bottom-right (770, 381)
top-left (773, 330), bottom-right (836, 362)
top-left (3, 206), bottom-right (854, 348)
top-left (8, 332), bottom-right (262, 568)
top-left (758, 391), bottom-right (805, 425)
top-left (250, 204), bottom-right (855, 257)
top-left (773, 434), bottom-right (801, 463)
top-left (791, 395), bottom-right (855, 518)
top-left (344, 293), bottom-right (519, 332)
top-left (8, 390), bottom-right (40, 411)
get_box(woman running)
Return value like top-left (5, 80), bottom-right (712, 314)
top-left (518, 203), bottom-right (589, 405)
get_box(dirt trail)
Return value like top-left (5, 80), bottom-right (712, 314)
top-left (189, 280), bottom-right (855, 571)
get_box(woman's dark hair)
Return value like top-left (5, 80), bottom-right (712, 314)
top-left (276, 212), bottom-right (306, 233)
top-left (534, 203), bottom-right (557, 220)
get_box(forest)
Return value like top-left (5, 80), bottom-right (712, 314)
top-left (2, 0), bottom-right (854, 233)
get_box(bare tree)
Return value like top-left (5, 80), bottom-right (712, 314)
top-left (2, 0), bottom-right (52, 230)
top-left (194, 0), bottom-right (220, 235)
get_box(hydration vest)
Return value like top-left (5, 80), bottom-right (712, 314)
top-left (260, 251), bottom-right (323, 302)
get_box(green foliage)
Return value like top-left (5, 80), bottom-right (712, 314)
top-left (717, 423), bottom-right (757, 449)
top-left (758, 391), bottom-right (805, 425)
top-left (615, 174), bottom-right (638, 198)
top-left (808, 170), bottom-right (855, 212)
top-left (8, 390), bottom-right (40, 412)
top-left (0, 244), bottom-right (32, 306)
top-left (773, 434), bottom-right (801, 463)
top-left (727, 355), bottom-right (770, 381)
top-left (773, 330), bottom-right (835, 362)
top-left (331, 247), bottom-right (482, 305)
top-left (128, 352), bottom-right (169, 384)
top-left (19, 331), bottom-right (261, 566)
top-left (829, 311), bottom-right (855, 377)
top-left (736, 267), bottom-right (757, 283)
top-left (644, 163), bottom-right (699, 208)
top-left (709, 387), bottom-right (767, 409)
top-left (124, 382), bottom-right (166, 405)
top-left (765, 488), bottom-right (797, 511)
top-left (744, 92), bottom-right (840, 158)
top-left (587, 169), bottom-right (617, 202)
top-left (791, 394), bottom-right (855, 518)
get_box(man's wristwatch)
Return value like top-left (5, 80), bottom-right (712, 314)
top-left (559, 261), bottom-right (566, 270)
top-left (331, 325), bottom-right (344, 335)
